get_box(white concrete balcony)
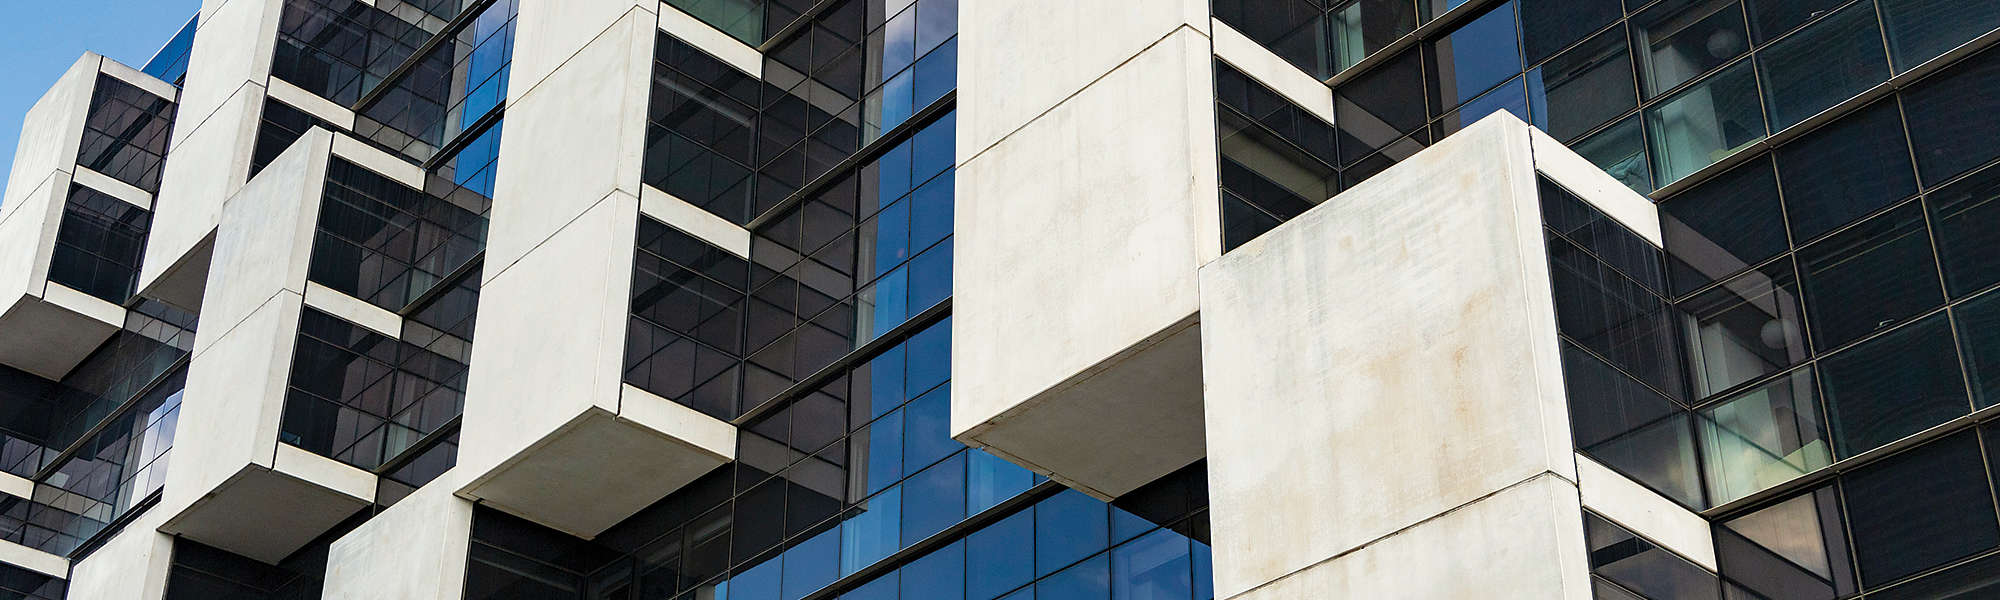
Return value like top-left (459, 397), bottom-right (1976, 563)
top-left (0, 54), bottom-right (176, 380)
top-left (154, 129), bottom-right (420, 564)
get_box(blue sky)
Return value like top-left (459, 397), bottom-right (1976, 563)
top-left (0, 0), bottom-right (201, 195)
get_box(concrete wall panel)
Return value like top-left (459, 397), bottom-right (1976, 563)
top-left (1199, 116), bottom-right (1579, 598)
top-left (68, 509), bottom-right (174, 600)
top-left (142, 84), bottom-right (265, 307)
top-left (1, 54), bottom-right (97, 218)
top-left (324, 473), bottom-right (474, 600)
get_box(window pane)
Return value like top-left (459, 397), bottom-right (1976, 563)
top-left (1574, 115), bottom-right (1654, 194)
top-left (1332, 0), bottom-right (1419, 73)
top-left (1425, 2), bottom-right (1523, 112)
top-left (1659, 159), bottom-right (1786, 295)
top-left (1755, 3), bottom-right (1888, 131)
top-left (1716, 489), bottom-right (1854, 598)
top-left (1927, 163), bottom-right (2000, 298)
top-left (1586, 512), bottom-right (1721, 599)
top-left (1697, 368), bottom-right (1830, 504)
top-left (1744, 0), bottom-right (1846, 43)
top-left (1868, 552), bottom-right (2000, 600)
top-left (968, 510), bottom-right (1033, 600)
top-left (1036, 490), bottom-right (1110, 577)
top-left (1633, 0), bottom-right (1751, 98)
top-left (901, 453), bottom-right (966, 545)
top-left (1436, 75), bottom-right (1528, 136)
top-left (899, 540), bottom-right (964, 600)
top-left (1902, 46), bottom-right (2000, 184)
top-left (1532, 26), bottom-right (1637, 142)
top-left (1774, 100), bottom-right (1917, 243)
top-left (1214, 0), bottom-right (1331, 78)
top-left (1549, 235), bottom-right (1686, 400)
top-left (1646, 61), bottom-right (1766, 185)
top-left (1038, 554), bottom-right (1110, 600)
top-left (1842, 431), bottom-right (2000, 588)
top-left (1112, 529), bottom-right (1192, 600)
top-left (1681, 262), bottom-right (1807, 398)
top-left (1797, 202), bottom-right (1942, 351)
top-left (1819, 314), bottom-right (1968, 457)
top-left (1958, 291), bottom-right (2000, 409)
top-left (1880, 0), bottom-right (2000, 72)
top-left (1565, 343), bottom-right (1703, 508)
top-left (1520, 0), bottom-right (1620, 65)
top-left (1336, 49), bottom-right (1427, 161)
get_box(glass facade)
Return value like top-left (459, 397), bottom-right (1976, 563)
top-left (75, 74), bottom-right (175, 194)
top-left (49, 184), bottom-right (151, 304)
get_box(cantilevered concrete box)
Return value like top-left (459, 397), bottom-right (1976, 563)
top-left (155, 129), bottom-right (415, 564)
top-left (455, 2), bottom-right (740, 540)
top-left (0, 54), bottom-right (176, 379)
top-left (951, 0), bottom-right (1219, 500)
top-left (1198, 114), bottom-right (1683, 599)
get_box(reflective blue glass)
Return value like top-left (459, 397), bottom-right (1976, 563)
top-left (1428, 2), bottom-right (1523, 110)
top-left (880, 142), bottom-right (914, 200)
top-left (914, 113), bottom-right (956, 184)
top-left (909, 241), bottom-right (953, 312)
top-left (1039, 555), bottom-right (1111, 600)
top-left (868, 345), bottom-right (907, 420)
top-left (901, 540), bottom-right (965, 600)
top-left (843, 572), bottom-right (899, 600)
top-left (904, 385), bottom-right (955, 470)
top-left (1111, 507), bottom-right (1155, 546)
top-left (783, 527), bottom-right (841, 600)
top-left (841, 487), bottom-right (903, 575)
top-left (882, 70), bottom-right (917, 133)
top-left (968, 450), bottom-right (1035, 514)
top-left (1037, 490), bottom-right (1111, 576)
top-left (901, 453), bottom-right (968, 545)
top-left (864, 410), bottom-right (905, 495)
top-left (911, 172), bottom-right (954, 251)
top-left (906, 318), bottom-right (951, 395)
top-left (1114, 530), bottom-right (1193, 600)
top-left (866, 268), bottom-right (910, 338)
top-left (872, 200), bottom-right (912, 277)
top-left (969, 510), bottom-right (1034, 600)
top-left (884, 7), bottom-right (918, 78)
top-left (734, 558), bottom-right (783, 600)
top-left (915, 0), bottom-right (957, 55)
top-left (915, 39), bottom-right (957, 110)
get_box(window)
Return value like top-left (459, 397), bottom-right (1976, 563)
top-left (1796, 203), bottom-right (1942, 351)
top-left (1037, 490), bottom-right (1110, 577)
top-left (1562, 343), bottom-right (1705, 508)
top-left (1549, 235), bottom-right (1686, 401)
top-left (1743, 0), bottom-right (1846, 44)
top-left (271, 0), bottom-right (436, 106)
top-left (646, 33), bottom-right (760, 224)
top-left (75, 75), bottom-right (174, 193)
top-left (310, 159), bottom-right (488, 313)
top-left (1927, 163), bottom-right (2000, 298)
top-left (1632, 0), bottom-right (1751, 98)
top-left (1658, 159), bottom-right (1785, 295)
top-left (1520, 0), bottom-right (1619, 65)
top-left (1425, 2), bottom-right (1523, 113)
top-left (1680, 261), bottom-right (1806, 398)
top-left (1958, 291), bottom-right (2000, 408)
top-left (1902, 46), bottom-right (2000, 184)
top-left (1880, 0), bottom-right (2000, 72)
top-left (626, 216), bottom-right (750, 419)
top-left (1645, 60), bottom-right (1766, 185)
top-left (1756, 3), bottom-right (1887, 131)
top-left (1818, 314), bottom-right (1967, 457)
top-left (49, 185), bottom-right (150, 304)
top-left (1332, 0), bottom-right (1418, 73)
top-left (1841, 431), bottom-right (2000, 588)
top-left (1214, 0), bottom-right (1331, 78)
top-left (1696, 368), bottom-right (1829, 504)
top-left (1532, 26), bottom-right (1637, 142)
top-left (1774, 100), bottom-right (1916, 244)
top-left (1336, 49), bottom-right (1427, 164)
top-left (1575, 115), bottom-right (1653, 193)
top-left (1716, 489), bottom-right (1853, 598)
top-left (1586, 512), bottom-right (1720, 599)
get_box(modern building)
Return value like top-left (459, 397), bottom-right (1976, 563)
top-left (0, 0), bottom-right (1995, 598)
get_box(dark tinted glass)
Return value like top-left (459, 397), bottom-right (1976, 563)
top-left (76, 75), bottom-right (175, 193)
top-left (1902, 46), bottom-right (2000, 184)
top-left (1775, 101), bottom-right (1917, 243)
top-left (1215, 0), bottom-right (1332, 78)
top-left (1533, 26), bottom-right (1636, 142)
top-left (1819, 314), bottom-right (1968, 457)
top-left (1520, 0), bottom-right (1619, 65)
top-left (967, 510), bottom-right (1033, 599)
top-left (1426, 2), bottom-right (1523, 112)
top-left (1796, 203), bottom-right (1942, 350)
top-left (1958, 292), bottom-right (2000, 408)
top-left (1716, 489), bottom-right (1854, 598)
top-left (1744, 0), bottom-right (1846, 43)
top-left (1587, 512), bottom-right (1721, 599)
top-left (50, 184), bottom-right (150, 303)
top-left (1632, 0), bottom-right (1750, 97)
top-left (1336, 49), bottom-right (1427, 161)
top-left (1541, 177), bottom-right (1665, 293)
top-left (1680, 261), bottom-right (1806, 398)
top-left (1842, 431), bottom-right (2000, 588)
top-left (1562, 343), bottom-right (1705, 508)
top-left (1575, 115), bottom-right (1653, 193)
top-left (1755, 3), bottom-right (1888, 131)
top-left (1036, 490), bottom-right (1109, 576)
top-left (1660, 160), bottom-right (1787, 295)
top-left (1549, 235), bottom-right (1686, 401)
top-left (1331, 0), bottom-right (1418, 72)
top-left (1868, 551), bottom-right (2000, 600)
top-left (1927, 163), bottom-right (2000, 298)
top-left (1880, 0), bottom-right (2000, 72)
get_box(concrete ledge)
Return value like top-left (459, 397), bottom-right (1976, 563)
top-left (640, 184), bottom-right (751, 258)
top-left (0, 538), bottom-right (68, 579)
top-left (656, 2), bottom-right (761, 76)
top-left (1210, 19), bottom-right (1335, 124)
top-left (1529, 128), bottom-right (1662, 245)
top-left (72, 166), bottom-right (152, 210)
top-left (457, 388), bottom-right (735, 539)
top-left (267, 77), bottom-right (358, 130)
top-left (158, 458), bottom-right (374, 564)
top-left (1576, 454), bottom-right (1717, 571)
top-left (0, 473), bottom-right (31, 500)
top-left (304, 282), bottom-right (403, 338)
top-left (0, 290), bottom-right (123, 379)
